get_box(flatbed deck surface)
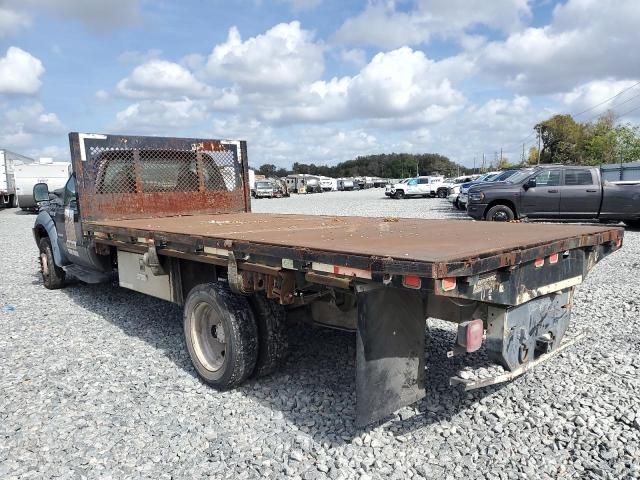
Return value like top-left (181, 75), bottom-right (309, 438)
top-left (89, 213), bottom-right (621, 264)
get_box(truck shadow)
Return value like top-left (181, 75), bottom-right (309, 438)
top-left (60, 280), bottom-right (505, 444)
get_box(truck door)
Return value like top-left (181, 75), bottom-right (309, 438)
top-left (559, 168), bottom-right (601, 218)
top-left (405, 179), bottom-right (418, 195)
top-left (55, 174), bottom-right (90, 265)
top-left (418, 177), bottom-right (430, 194)
top-left (521, 169), bottom-right (562, 217)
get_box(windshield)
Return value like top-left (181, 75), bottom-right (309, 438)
top-left (490, 170), bottom-right (517, 182)
top-left (506, 169), bottom-right (536, 183)
top-left (256, 181), bottom-right (272, 188)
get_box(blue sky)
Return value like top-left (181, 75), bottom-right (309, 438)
top-left (1, 0), bottom-right (639, 168)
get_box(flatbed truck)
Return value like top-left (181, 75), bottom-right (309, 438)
top-left (32, 133), bottom-right (623, 426)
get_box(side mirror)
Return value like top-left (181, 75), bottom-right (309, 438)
top-left (524, 178), bottom-right (536, 190)
top-left (33, 183), bottom-right (50, 203)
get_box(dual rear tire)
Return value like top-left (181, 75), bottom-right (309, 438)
top-left (183, 283), bottom-right (288, 390)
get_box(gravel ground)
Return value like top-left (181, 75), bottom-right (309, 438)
top-left (1, 189), bottom-right (639, 480)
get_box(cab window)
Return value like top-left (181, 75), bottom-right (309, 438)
top-left (418, 178), bottom-right (429, 184)
top-left (63, 175), bottom-right (77, 206)
top-left (533, 170), bottom-right (561, 187)
top-left (564, 169), bottom-right (594, 186)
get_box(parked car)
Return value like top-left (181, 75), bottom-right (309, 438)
top-left (387, 176), bottom-right (443, 199)
top-left (459, 170), bottom-right (520, 209)
top-left (385, 178), bottom-right (408, 196)
top-left (466, 165), bottom-right (640, 227)
top-left (337, 178), bottom-right (355, 191)
top-left (430, 175), bottom-right (475, 198)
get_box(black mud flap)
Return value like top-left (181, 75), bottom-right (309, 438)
top-left (355, 286), bottom-right (426, 426)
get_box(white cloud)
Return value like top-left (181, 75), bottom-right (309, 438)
top-left (340, 48), bottom-right (367, 68)
top-left (261, 47), bottom-right (465, 124)
top-left (117, 60), bottom-right (213, 99)
top-left (334, 4), bottom-right (430, 49)
top-left (0, 7), bottom-right (30, 37)
top-left (0, 102), bottom-right (65, 149)
top-left (115, 98), bottom-right (208, 132)
top-left (479, 0), bottom-right (640, 93)
top-left (117, 49), bottom-right (163, 64)
top-left (0, 47), bottom-right (44, 95)
top-left (347, 48), bottom-right (464, 117)
top-left (559, 79), bottom-right (640, 116)
top-left (334, 0), bottom-right (530, 48)
top-left (206, 22), bottom-right (324, 92)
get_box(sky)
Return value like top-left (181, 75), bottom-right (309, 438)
top-left (1, 0), bottom-right (639, 169)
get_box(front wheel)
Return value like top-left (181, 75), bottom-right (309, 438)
top-left (38, 237), bottom-right (65, 289)
top-left (485, 204), bottom-right (515, 222)
top-left (394, 190), bottom-right (405, 199)
top-left (438, 189), bottom-right (448, 198)
top-left (184, 283), bottom-right (258, 389)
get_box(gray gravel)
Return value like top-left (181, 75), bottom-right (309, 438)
top-left (1, 189), bottom-right (639, 479)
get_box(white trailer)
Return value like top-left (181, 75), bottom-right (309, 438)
top-left (1, 149), bottom-right (35, 207)
top-left (14, 160), bottom-right (71, 209)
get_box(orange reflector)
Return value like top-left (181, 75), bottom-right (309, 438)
top-left (442, 277), bottom-right (456, 291)
top-left (534, 257), bottom-right (544, 268)
top-left (549, 253), bottom-right (559, 264)
top-left (403, 275), bottom-right (421, 289)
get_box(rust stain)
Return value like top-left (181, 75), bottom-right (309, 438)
top-left (89, 213), bottom-right (624, 266)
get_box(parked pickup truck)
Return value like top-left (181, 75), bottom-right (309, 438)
top-left (32, 133), bottom-right (624, 426)
top-left (466, 165), bottom-right (640, 228)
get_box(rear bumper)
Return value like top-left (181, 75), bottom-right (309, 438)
top-left (466, 203), bottom-right (487, 220)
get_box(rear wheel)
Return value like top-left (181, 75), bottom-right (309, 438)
top-left (184, 283), bottom-right (258, 389)
top-left (38, 237), bottom-right (65, 289)
top-left (485, 204), bottom-right (515, 222)
top-left (248, 294), bottom-right (289, 377)
top-left (624, 219), bottom-right (640, 229)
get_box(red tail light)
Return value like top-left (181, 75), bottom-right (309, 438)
top-left (457, 319), bottom-right (484, 353)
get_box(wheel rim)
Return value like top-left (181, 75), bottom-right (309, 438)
top-left (492, 210), bottom-right (509, 222)
top-left (191, 302), bottom-right (227, 372)
top-left (40, 252), bottom-right (49, 278)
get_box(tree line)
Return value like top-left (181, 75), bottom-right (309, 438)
top-left (254, 153), bottom-right (471, 179)
top-left (526, 111), bottom-right (640, 166)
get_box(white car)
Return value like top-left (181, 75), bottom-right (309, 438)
top-left (387, 176), bottom-right (442, 199)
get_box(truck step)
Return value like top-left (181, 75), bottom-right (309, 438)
top-left (449, 332), bottom-right (585, 391)
top-left (62, 264), bottom-right (114, 284)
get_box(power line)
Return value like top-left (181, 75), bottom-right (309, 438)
top-left (501, 80), bottom-right (640, 155)
top-left (572, 80), bottom-right (640, 118)
top-left (616, 102), bottom-right (640, 119)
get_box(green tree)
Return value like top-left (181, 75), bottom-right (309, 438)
top-left (535, 114), bottom-right (582, 164)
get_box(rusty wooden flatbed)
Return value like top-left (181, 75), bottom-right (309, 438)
top-left (88, 213), bottom-right (622, 280)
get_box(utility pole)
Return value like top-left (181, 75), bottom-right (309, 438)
top-left (500, 148), bottom-right (503, 165)
top-left (522, 143), bottom-right (525, 165)
top-left (482, 152), bottom-right (485, 173)
top-left (537, 129), bottom-right (542, 165)
top-left (473, 156), bottom-right (476, 174)
top-left (416, 161), bottom-right (419, 176)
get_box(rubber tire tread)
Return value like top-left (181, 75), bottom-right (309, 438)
top-left (485, 204), bottom-right (515, 222)
top-left (248, 294), bottom-right (289, 378)
top-left (183, 282), bottom-right (258, 390)
top-left (39, 237), bottom-right (65, 289)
